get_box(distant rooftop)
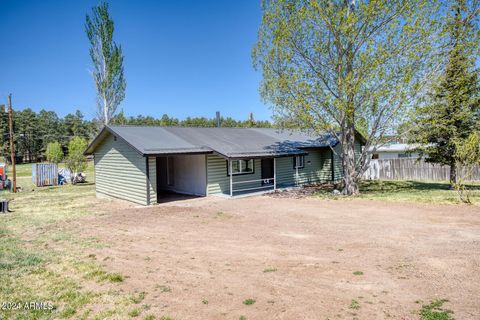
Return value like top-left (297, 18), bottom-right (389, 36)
top-left (368, 143), bottom-right (422, 153)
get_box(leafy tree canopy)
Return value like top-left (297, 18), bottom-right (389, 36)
top-left (45, 141), bottom-right (64, 164)
top-left (253, 0), bottom-right (439, 194)
top-left (86, 2), bottom-right (126, 125)
top-left (66, 137), bottom-right (88, 179)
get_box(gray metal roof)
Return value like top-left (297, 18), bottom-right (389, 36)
top-left (85, 125), bottom-right (339, 158)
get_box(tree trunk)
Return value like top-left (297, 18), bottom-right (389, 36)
top-left (342, 124), bottom-right (359, 195)
top-left (341, 0), bottom-right (358, 196)
top-left (450, 163), bottom-right (457, 187)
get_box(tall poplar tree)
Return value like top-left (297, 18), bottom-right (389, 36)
top-left (410, 0), bottom-right (480, 186)
top-left (86, 2), bottom-right (126, 125)
top-left (253, 0), bottom-right (438, 195)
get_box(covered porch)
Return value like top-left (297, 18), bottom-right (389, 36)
top-left (212, 151), bottom-right (308, 197)
top-left (226, 157), bottom-right (278, 197)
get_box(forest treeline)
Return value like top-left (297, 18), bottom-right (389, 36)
top-left (0, 106), bottom-right (272, 163)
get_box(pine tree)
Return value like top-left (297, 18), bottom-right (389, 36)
top-left (410, 0), bottom-right (480, 186)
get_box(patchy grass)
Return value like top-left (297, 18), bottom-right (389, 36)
top-left (130, 292), bottom-right (146, 304)
top-left (128, 308), bottom-right (141, 317)
top-left (105, 272), bottom-right (124, 283)
top-left (243, 299), bottom-right (256, 305)
top-left (349, 299), bottom-right (360, 310)
top-left (0, 166), bottom-right (145, 319)
top-left (315, 180), bottom-right (480, 205)
top-left (263, 268), bottom-right (277, 273)
top-left (76, 260), bottom-right (124, 283)
top-left (353, 271), bottom-right (364, 276)
top-left (420, 299), bottom-right (454, 320)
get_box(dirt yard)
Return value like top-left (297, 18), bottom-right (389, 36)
top-left (63, 195), bottom-right (479, 319)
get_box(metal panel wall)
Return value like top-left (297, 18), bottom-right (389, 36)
top-left (32, 163), bottom-right (58, 187)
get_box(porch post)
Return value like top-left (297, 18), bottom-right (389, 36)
top-left (296, 164), bottom-right (299, 186)
top-left (229, 159), bottom-right (233, 197)
top-left (273, 157), bottom-right (277, 191)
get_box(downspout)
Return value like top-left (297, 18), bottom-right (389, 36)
top-left (273, 157), bottom-right (276, 191)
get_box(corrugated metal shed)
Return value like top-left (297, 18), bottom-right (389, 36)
top-left (32, 163), bottom-right (58, 187)
top-left (85, 126), bottom-right (339, 159)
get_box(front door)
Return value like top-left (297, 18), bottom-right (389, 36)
top-left (261, 158), bottom-right (274, 185)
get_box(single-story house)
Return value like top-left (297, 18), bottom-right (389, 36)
top-left (85, 126), bottom-right (365, 205)
top-left (367, 143), bottom-right (421, 160)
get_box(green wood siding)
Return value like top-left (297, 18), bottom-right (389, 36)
top-left (148, 157), bottom-right (157, 205)
top-left (332, 141), bottom-right (363, 182)
top-left (94, 133), bottom-right (148, 205)
top-left (207, 148), bottom-right (334, 195)
top-left (276, 149), bottom-right (332, 188)
top-left (207, 154), bottom-right (263, 195)
top-left (207, 154), bottom-right (229, 195)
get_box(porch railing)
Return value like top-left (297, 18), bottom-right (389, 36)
top-left (229, 158), bottom-right (277, 197)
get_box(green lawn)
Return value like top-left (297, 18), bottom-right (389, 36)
top-left (316, 180), bottom-right (480, 205)
top-left (1, 162), bottom-right (95, 194)
top-left (0, 162), bottom-right (142, 319)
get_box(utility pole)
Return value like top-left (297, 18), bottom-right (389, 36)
top-left (8, 94), bottom-right (16, 193)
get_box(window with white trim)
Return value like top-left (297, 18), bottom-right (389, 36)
top-left (228, 159), bottom-right (254, 175)
top-left (293, 155), bottom-right (305, 169)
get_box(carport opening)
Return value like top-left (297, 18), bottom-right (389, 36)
top-left (156, 155), bottom-right (207, 203)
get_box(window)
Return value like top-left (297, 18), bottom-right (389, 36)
top-left (398, 153), bottom-right (411, 158)
top-left (293, 155), bottom-right (305, 169)
top-left (372, 154), bottom-right (379, 159)
top-left (228, 159), bottom-right (254, 175)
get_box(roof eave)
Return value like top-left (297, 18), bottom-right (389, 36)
top-left (143, 150), bottom-right (214, 156)
top-left (84, 125), bottom-right (145, 156)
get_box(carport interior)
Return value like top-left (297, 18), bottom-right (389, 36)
top-left (155, 154), bottom-right (207, 202)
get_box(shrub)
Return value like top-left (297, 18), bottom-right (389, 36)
top-left (66, 137), bottom-right (88, 183)
top-left (45, 141), bottom-right (64, 164)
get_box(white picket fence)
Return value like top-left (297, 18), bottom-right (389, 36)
top-left (364, 159), bottom-right (480, 181)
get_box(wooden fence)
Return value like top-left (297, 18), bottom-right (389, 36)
top-left (364, 159), bottom-right (480, 181)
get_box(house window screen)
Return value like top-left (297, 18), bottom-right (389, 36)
top-left (293, 156), bottom-right (305, 169)
top-left (228, 159), bottom-right (254, 175)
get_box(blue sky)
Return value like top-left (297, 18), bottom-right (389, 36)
top-left (0, 0), bottom-right (271, 121)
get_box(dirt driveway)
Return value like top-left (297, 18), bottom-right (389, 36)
top-left (69, 196), bottom-right (480, 319)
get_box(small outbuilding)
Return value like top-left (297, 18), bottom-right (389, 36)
top-left (85, 126), bottom-right (364, 205)
top-left (367, 143), bottom-right (422, 160)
